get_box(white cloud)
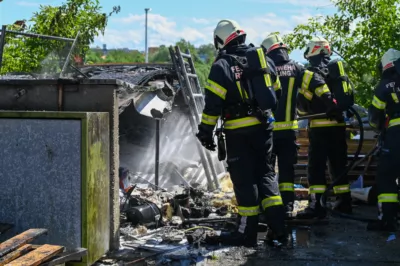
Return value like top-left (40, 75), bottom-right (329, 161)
top-left (192, 18), bottom-right (210, 24)
top-left (93, 10), bottom-right (328, 50)
top-left (241, 0), bottom-right (333, 7)
top-left (95, 29), bottom-right (142, 48)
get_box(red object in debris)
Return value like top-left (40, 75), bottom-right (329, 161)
top-left (332, 98), bottom-right (338, 104)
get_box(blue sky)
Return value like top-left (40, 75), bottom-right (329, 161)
top-left (0, 0), bottom-right (336, 62)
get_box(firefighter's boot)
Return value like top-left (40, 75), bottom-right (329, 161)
top-left (284, 202), bottom-right (295, 220)
top-left (265, 225), bottom-right (290, 247)
top-left (367, 203), bottom-right (398, 232)
top-left (219, 215), bottom-right (259, 247)
top-left (332, 192), bottom-right (352, 214)
top-left (296, 193), bottom-right (327, 219)
top-left (281, 191), bottom-right (295, 219)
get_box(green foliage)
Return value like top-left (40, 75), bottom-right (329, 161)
top-left (149, 45), bottom-right (170, 63)
top-left (1, 0), bottom-right (119, 74)
top-left (85, 49), bottom-right (144, 64)
top-left (147, 39), bottom-right (215, 87)
top-left (282, 0), bottom-right (400, 107)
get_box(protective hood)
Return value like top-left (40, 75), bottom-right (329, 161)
top-left (223, 43), bottom-right (249, 56)
top-left (267, 48), bottom-right (290, 64)
top-left (308, 54), bottom-right (331, 68)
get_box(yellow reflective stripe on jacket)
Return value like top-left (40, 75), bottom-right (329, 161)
top-left (299, 70), bottom-right (313, 101)
top-left (297, 109), bottom-right (308, 115)
top-left (273, 76), bottom-right (281, 91)
top-left (371, 95), bottom-right (386, 110)
top-left (309, 185), bottom-right (326, 194)
top-left (337, 60), bottom-right (345, 76)
top-left (388, 118), bottom-right (400, 128)
top-left (237, 205), bottom-right (260, 216)
top-left (333, 184), bottom-right (350, 194)
top-left (236, 81), bottom-right (248, 100)
top-left (310, 118), bottom-right (346, 128)
top-left (201, 113), bottom-right (219, 126)
top-left (273, 120), bottom-right (298, 131)
top-left (262, 196), bottom-right (283, 210)
top-left (337, 61), bottom-right (351, 93)
top-left (378, 193), bottom-right (399, 203)
top-left (285, 77), bottom-right (295, 121)
top-left (315, 84), bottom-right (330, 97)
top-left (391, 93), bottom-right (399, 103)
top-left (256, 48), bottom-right (272, 87)
top-left (224, 116), bottom-right (261, 130)
top-left (205, 79), bottom-right (227, 100)
top-left (279, 182), bottom-right (294, 192)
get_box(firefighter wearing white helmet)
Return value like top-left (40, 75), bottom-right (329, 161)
top-left (367, 48), bottom-right (400, 232)
top-left (296, 36), bottom-right (355, 220)
top-left (196, 19), bottom-right (287, 247)
top-left (260, 34), bottom-right (308, 220)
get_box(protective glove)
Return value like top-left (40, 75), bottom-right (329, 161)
top-left (326, 105), bottom-right (344, 123)
top-left (196, 125), bottom-right (216, 151)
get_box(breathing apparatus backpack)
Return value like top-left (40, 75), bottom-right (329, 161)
top-left (311, 59), bottom-right (354, 111)
top-left (219, 46), bottom-right (277, 124)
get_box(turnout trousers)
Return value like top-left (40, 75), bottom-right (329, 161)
top-left (272, 134), bottom-right (298, 206)
top-left (307, 122), bottom-right (350, 209)
top-left (375, 126), bottom-right (400, 226)
top-left (225, 125), bottom-right (286, 242)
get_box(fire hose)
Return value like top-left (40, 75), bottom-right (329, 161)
top-left (297, 106), bottom-right (379, 222)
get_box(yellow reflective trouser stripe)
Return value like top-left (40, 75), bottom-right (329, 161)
top-left (388, 117), bottom-right (400, 128)
top-left (315, 84), bottom-right (330, 97)
top-left (262, 196), bottom-right (283, 209)
top-left (309, 185), bottom-right (326, 194)
top-left (279, 182), bottom-right (294, 192)
top-left (333, 184), bottom-right (350, 194)
top-left (391, 93), bottom-right (399, 103)
top-left (205, 79), bottom-right (227, 100)
top-left (236, 81), bottom-right (248, 99)
top-left (237, 205), bottom-right (260, 216)
top-left (201, 113), bottom-right (219, 126)
top-left (224, 116), bottom-right (261, 129)
top-left (310, 118), bottom-right (346, 128)
top-left (378, 193), bottom-right (399, 203)
top-left (299, 70), bottom-right (313, 100)
top-left (273, 120), bottom-right (298, 131)
top-left (285, 77), bottom-right (295, 121)
top-left (273, 76), bottom-right (281, 91)
top-left (256, 47), bottom-right (272, 87)
top-left (372, 95), bottom-right (386, 110)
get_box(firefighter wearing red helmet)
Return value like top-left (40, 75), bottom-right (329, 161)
top-left (367, 48), bottom-right (400, 232)
top-left (196, 19), bottom-right (287, 247)
top-left (296, 36), bottom-right (354, 219)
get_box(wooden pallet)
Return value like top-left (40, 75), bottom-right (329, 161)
top-left (0, 228), bottom-right (87, 266)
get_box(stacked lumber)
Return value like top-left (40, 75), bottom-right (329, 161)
top-left (0, 225), bottom-right (86, 266)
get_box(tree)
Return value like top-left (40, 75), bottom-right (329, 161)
top-left (149, 39), bottom-right (214, 87)
top-left (149, 45), bottom-right (170, 63)
top-left (282, 0), bottom-right (400, 107)
top-left (1, 0), bottom-right (120, 74)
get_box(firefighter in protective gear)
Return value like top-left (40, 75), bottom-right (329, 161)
top-left (261, 34), bottom-right (302, 219)
top-left (367, 48), bottom-right (400, 232)
top-left (196, 19), bottom-right (287, 247)
top-left (296, 36), bottom-right (352, 219)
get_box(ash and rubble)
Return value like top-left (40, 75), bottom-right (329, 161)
top-left (94, 172), bottom-right (310, 265)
